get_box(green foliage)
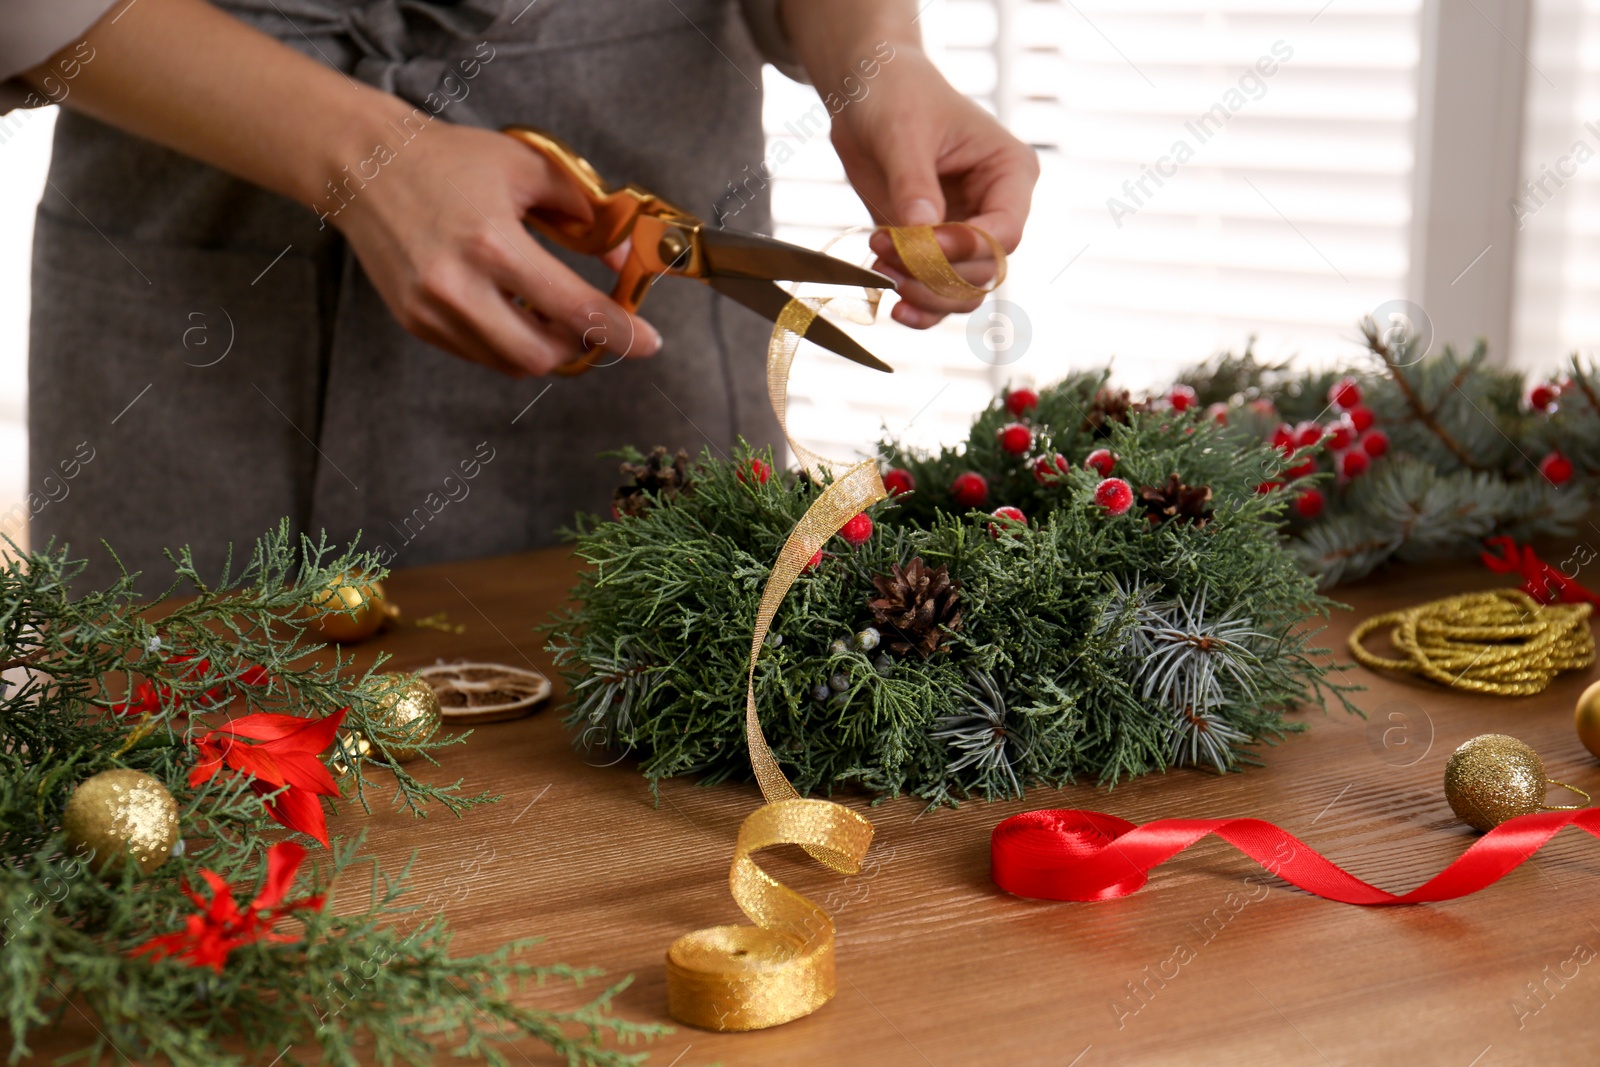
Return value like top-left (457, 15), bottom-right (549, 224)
top-left (549, 398), bottom-right (1355, 805)
top-left (1180, 329), bottom-right (1593, 584)
top-left (1, 522), bottom-right (663, 1066)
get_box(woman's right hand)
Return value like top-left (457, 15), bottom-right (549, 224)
top-left (330, 120), bottom-right (661, 377)
top-left (22, 0), bottom-right (659, 379)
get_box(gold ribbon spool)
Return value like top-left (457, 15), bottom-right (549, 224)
top-left (666, 224), bottom-right (1004, 1031)
top-left (1349, 588), bottom-right (1595, 696)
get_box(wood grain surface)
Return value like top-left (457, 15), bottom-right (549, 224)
top-left (25, 547), bottom-right (1600, 1066)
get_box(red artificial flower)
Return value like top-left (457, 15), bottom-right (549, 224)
top-left (238, 664), bottom-right (273, 688)
top-left (190, 710), bottom-right (346, 845)
top-left (112, 681), bottom-right (168, 717)
top-left (133, 841), bottom-right (324, 972)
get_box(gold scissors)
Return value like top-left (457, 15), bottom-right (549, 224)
top-left (503, 126), bottom-right (897, 377)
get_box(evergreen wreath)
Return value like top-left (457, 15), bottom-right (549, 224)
top-left (549, 396), bottom-right (1357, 805)
top-left (1, 523), bottom-right (662, 1067)
top-left (1174, 321), bottom-right (1597, 585)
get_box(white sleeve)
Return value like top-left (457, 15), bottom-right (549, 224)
top-left (0, 0), bottom-right (119, 112)
top-left (738, 0), bottom-right (809, 83)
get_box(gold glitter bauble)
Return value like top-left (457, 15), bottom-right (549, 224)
top-left (372, 676), bottom-right (442, 762)
top-left (330, 732), bottom-right (372, 775)
top-left (303, 578), bottom-right (393, 643)
top-left (61, 769), bottom-right (180, 876)
top-left (1576, 680), bottom-right (1600, 760)
top-left (1444, 734), bottom-right (1557, 831)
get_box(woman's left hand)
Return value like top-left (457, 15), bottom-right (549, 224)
top-left (800, 35), bottom-right (1040, 328)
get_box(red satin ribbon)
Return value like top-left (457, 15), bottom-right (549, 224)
top-left (1481, 536), bottom-right (1600, 606)
top-left (992, 808), bottom-right (1600, 905)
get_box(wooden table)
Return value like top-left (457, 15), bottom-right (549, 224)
top-left (30, 547), bottom-right (1600, 1065)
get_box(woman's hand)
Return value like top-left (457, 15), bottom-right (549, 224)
top-left (783, 4), bottom-right (1040, 328)
top-left (24, 0), bottom-right (658, 377)
top-left (331, 121), bottom-right (659, 377)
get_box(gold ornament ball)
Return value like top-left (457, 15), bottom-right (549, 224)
top-left (330, 731), bottom-right (372, 775)
top-left (1575, 680), bottom-right (1600, 759)
top-left (304, 578), bottom-right (392, 643)
top-left (373, 676), bottom-right (442, 762)
top-left (62, 769), bottom-right (181, 876)
top-left (1444, 733), bottom-right (1550, 831)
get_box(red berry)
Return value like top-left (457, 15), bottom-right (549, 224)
top-left (1032, 453), bottom-right (1070, 484)
top-left (1084, 448), bottom-right (1116, 477)
top-left (1360, 430), bottom-right (1389, 458)
top-left (989, 506), bottom-right (1027, 537)
top-left (1205, 402), bottom-right (1229, 425)
top-left (737, 457), bottom-right (771, 485)
top-left (1286, 457), bottom-right (1317, 480)
top-left (1348, 405), bottom-right (1375, 433)
top-left (839, 512), bottom-right (873, 546)
top-left (1330, 377), bottom-right (1362, 410)
top-left (951, 471), bottom-right (989, 508)
top-left (1248, 398), bottom-right (1277, 417)
top-left (882, 468), bottom-right (916, 496)
top-left (997, 422), bottom-right (1034, 456)
top-left (1294, 487), bottom-right (1326, 519)
top-left (803, 549), bottom-right (823, 572)
top-left (1169, 385), bottom-right (1198, 412)
top-left (1294, 421), bottom-right (1323, 448)
top-left (1529, 383), bottom-right (1559, 411)
top-left (1255, 480), bottom-right (1284, 494)
top-left (1005, 388), bottom-right (1039, 416)
top-left (1324, 420), bottom-right (1354, 451)
top-left (1095, 477), bottom-right (1134, 516)
top-left (1340, 450), bottom-right (1369, 478)
top-left (1270, 423), bottom-right (1295, 449)
top-left (1540, 452), bottom-right (1574, 486)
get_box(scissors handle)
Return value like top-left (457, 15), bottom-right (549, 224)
top-left (503, 126), bottom-right (703, 376)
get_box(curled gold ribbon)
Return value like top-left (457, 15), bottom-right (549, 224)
top-left (666, 224), bottom-right (1005, 1031)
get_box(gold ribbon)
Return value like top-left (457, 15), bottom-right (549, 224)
top-left (666, 224), bottom-right (1003, 1030)
top-left (1349, 588), bottom-right (1595, 696)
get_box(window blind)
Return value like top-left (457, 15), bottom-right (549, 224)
top-left (765, 0), bottom-right (1423, 462)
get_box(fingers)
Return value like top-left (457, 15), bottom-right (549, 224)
top-left (960, 144), bottom-right (1041, 254)
top-left (876, 124), bottom-right (947, 230)
top-left (463, 223), bottom-right (662, 374)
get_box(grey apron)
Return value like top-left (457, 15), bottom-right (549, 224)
top-left (29, 0), bottom-right (781, 590)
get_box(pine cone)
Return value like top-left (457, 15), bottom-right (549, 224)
top-left (1139, 473), bottom-right (1214, 528)
top-left (613, 447), bottom-right (694, 518)
top-left (1081, 388), bottom-right (1147, 438)
top-left (867, 557), bottom-right (963, 657)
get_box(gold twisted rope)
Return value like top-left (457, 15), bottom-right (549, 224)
top-left (1348, 588), bottom-right (1595, 696)
top-left (666, 224), bottom-right (1003, 1031)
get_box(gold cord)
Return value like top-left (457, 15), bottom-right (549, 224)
top-left (1348, 588), bottom-right (1595, 695)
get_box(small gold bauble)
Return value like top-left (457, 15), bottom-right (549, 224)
top-left (303, 578), bottom-right (393, 643)
top-left (61, 769), bottom-right (180, 876)
top-left (330, 731), bottom-right (372, 775)
top-left (372, 675), bottom-right (442, 762)
top-left (1576, 679), bottom-right (1600, 759)
top-left (1444, 734), bottom-right (1552, 831)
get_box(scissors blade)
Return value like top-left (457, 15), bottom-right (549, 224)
top-left (706, 276), bottom-right (894, 374)
top-left (700, 229), bottom-right (896, 290)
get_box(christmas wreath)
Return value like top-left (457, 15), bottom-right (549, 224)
top-left (1, 524), bottom-right (661, 1067)
top-left (1173, 322), bottom-right (1596, 585)
top-left (549, 396), bottom-right (1357, 805)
